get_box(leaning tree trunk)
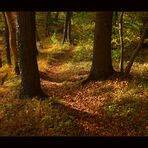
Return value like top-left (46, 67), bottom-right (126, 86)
top-left (86, 12), bottom-right (115, 81)
top-left (125, 21), bottom-right (148, 75)
top-left (17, 11), bottom-right (45, 99)
top-left (2, 12), bottom-right (11, 65)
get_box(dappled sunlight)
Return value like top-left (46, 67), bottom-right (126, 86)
top-left (0, 12), bottom-right (148, 136)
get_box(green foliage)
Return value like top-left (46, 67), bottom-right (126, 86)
top-left (112, 50), bottom-right (121, 62)
top-left (50, 32), bottom-right (59, 44)
top-left (72, 12), bottom-right (95, 43)
top-left (112, 12), bottom-right (141, 51)
top-left (73, 41), bottom-right (93, 62)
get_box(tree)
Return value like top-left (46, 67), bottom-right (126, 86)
top-left (85, 12), bottom-right (116, 82)
top-left (0, 54), bottom-right (2, 67)
top-left (3, 12), bottom-right (11, 65)
top-left (119, 12), bottom-right (124, 73)
top-left (55, 12), bottom-right (59, 21)
top-left (17, 12), bottom-right (45, 99)
top-left (140, 13), bottom-right (148, 48)
top-left (3, 12), bottom-right (20, 74)
top-left (45, 12), bottom-right (51, 37)
top-left (125, 21), bottom-right (148, 75)
top-left (62, 12), bottom-right (72, 44)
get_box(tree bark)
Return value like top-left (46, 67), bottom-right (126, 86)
top-left (0, 54), bottom-right (2, 67)
top-left (4, 12), bottom-right (20, 74)
top-left (45, 12), bottom-right (51, 37)
top-left (17, 11), bottom-right (45, 99)
top-left (86, 12), bottom-right (116, 81)
top-left (62, 12), bottom-right (72, 44)
top-left (32, 12), bottom-right (38, 55)
top-left (2, 12), bottom-right (12, 65)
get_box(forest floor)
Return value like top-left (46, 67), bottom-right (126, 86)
top-left (0, 37), bottom-right (148, 136)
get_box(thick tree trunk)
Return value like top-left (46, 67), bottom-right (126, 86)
top-left (0, 54), bottom-right (2, 67)
top-left (86, 12), bottom-right (115, 81)
top-left (17, 12), bottom-right (45, 99)
top-left (125, 21), bottom-right (148, 75)
top-left (36, 29), bottom-right (40, 42)
top-left (31, 12), bottom-right (38, 55)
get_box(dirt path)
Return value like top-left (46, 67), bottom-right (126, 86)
top-left (40, 45), bottom-right (83, 98)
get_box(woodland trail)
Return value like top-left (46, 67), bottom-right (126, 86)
top-left (0, 39), bottom-right (148, 136)
top-left (39, 46), bottom-right (148, 136)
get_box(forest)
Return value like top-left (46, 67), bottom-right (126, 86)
top-left (0, 11), bottom-right (148, 136)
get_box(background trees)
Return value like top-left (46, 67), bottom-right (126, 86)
top-left (0, 11), bottom-right (147, 94)
top-left (3, 12), bottom-right (20, 75)
top-left (62, 12), bottom-right (73, 44)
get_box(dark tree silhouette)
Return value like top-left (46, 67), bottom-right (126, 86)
top-left (85, 12), bottom-right (116, 82)
top-left (17, 11), bottom-right (45, 99)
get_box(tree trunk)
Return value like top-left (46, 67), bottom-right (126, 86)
top-left (125, 21), bottom-right (148, 75)
top-left (55, 12), bottom-right (59, 21)
top-left (36, 29), bottom-right (40, 42)
top-left (17, 11), bottom-right (45, 99)
top-left (86, 12), bottom-right (115, 81)
top-left (45, 12), bottom-right (51, 37)
top-left (119, 12), bottom-right (124, 73)
top-left (62, 12), bottom-right (72, 44)
top-left (2, 12), bottom-right (12, 65)
top-left (32, 12), bottom-right (38, 55)
top-left (141, 15), bottom-right (148, 48)
top-left (0, 54), bottom-right (2, 67)
top-left (67, 12), bottom-right (72, 43)
top-left (4, 12), bottom-right (20, 75)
